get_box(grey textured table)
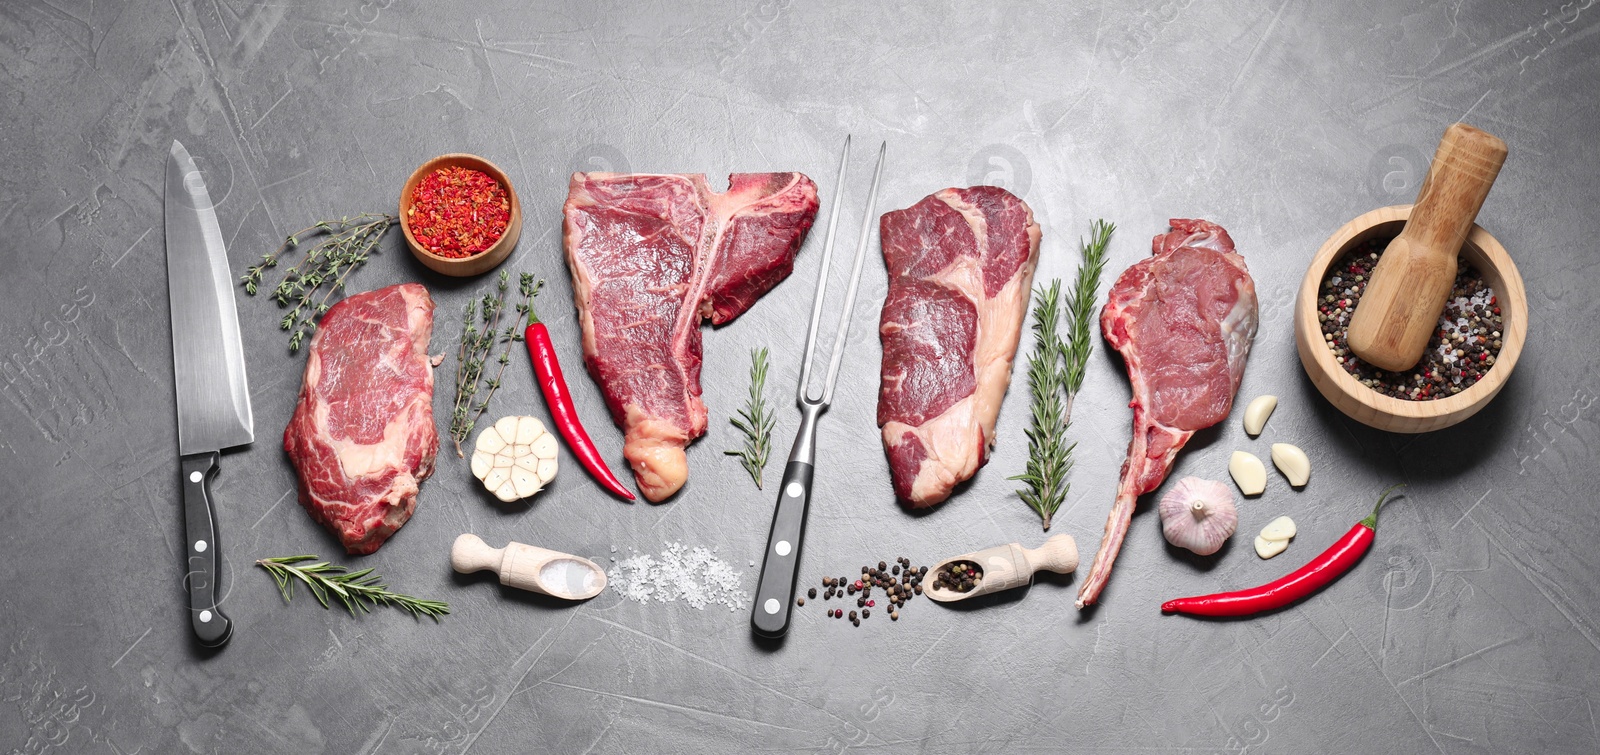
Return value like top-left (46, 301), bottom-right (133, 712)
top-left (4, 2), bottom-right (1599, 753)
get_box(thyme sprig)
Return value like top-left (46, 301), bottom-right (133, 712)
top-left (240, 213), bottom-right (395, 352)
top-left (448, 271), bottom-right (542, 457)
top-left (255, 555), bottom-right (449, 621)
top-left (1010, 220), bottom-right (1114, 530)
top-left (725, 347), bottom-right (775, 488)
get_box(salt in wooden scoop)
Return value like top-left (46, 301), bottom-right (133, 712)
top-left (1346, 122), bottom-right (1507, 372)
top-left (925, 534), bottom-right (1079, 604)
top-left (451, 534), bottom-right (607, 600)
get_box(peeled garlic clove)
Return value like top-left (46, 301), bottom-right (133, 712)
top-left (1255, 535), bottom-right (1289, 559)
top-left (1229, 451), bottom-right (1267, 496)
top-left (1243, 395), bottom-right (1277, 437)
top-left (470, 450), bottom-right (494, 479)
top-left (1260, 515), bottom-right (1297, 542)
top-left (1271, 443), bottom-right (1311, 487)
top-left (494, 416), bottom-right (520, 443)
top-left (483, 466), bottom-right (511, 494)
top-left (514, 416), bottom-right (544, 445)
top-left (476, 425), bottom-right (506, 454)
top-left (530, 432), bottom-right (558, 460)
top-left (510, 466), bottom-right (543, 499)
top-left (1158, 477), bottom-right (1238, 556)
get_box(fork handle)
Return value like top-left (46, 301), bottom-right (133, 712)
top-left (751, 460), bottom-right (814, 638)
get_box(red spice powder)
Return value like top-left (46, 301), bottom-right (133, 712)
top-left (408, 166), bottom-right (511, 258)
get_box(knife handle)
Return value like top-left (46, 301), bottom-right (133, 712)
top-left (181, 451), bottom-right (233, 648)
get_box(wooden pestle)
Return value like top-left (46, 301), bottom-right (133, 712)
top-left (1347, 123), bottom-right (1507, 372)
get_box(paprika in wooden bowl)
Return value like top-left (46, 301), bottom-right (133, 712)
top-left (400, 154), bottom-right (522, 277)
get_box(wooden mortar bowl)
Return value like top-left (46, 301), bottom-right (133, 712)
top-left (1295, 205), bottom-right (1528, 433)
top-left (400, 153), bottom-right (521, 277)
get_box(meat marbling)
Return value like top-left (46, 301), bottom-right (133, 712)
top-left (563, 172), bottom-right (818, 502)
top-left (284, 283), bottom-right (438, 555)
top-left (877, 186), bottom-right (1041, 507)
top-left (1076, 219), bottom-right (1257, 608)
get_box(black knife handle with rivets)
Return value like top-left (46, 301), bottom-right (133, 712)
top-left (751, 460), bottom-right (814, 638)
top-left (181, 451), bottom-right (233, 648)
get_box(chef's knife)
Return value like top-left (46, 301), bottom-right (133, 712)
top-left (165, 140), bottom-right (253, 648)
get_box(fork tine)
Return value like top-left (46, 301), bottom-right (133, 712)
top-left (797, 135), bottom-right (853, 405)
top-left (819, 141), bottom-right (887, 406)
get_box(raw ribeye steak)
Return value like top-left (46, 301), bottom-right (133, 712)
top-left (563, 172), bottom-right (818, 502)
top-left (284, 283), bottom-right (438, 555)
top-left (1076, 219), bottom-right (1257, 608)
top-left (877, 186), bottom-right (1040, 507)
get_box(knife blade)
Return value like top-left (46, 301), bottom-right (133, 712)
top-left (165, 139), bottom-right (252, 648)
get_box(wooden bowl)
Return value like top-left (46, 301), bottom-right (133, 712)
top-left (1294, 205), bottom-right (1528, 433)
top-left (399, 153), bottom-right (521, 277)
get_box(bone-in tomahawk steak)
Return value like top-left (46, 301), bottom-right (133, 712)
top-left (1076, 219), bottom-right (1257, 608)
top-left (563, 172), bottom-right (818, 502)
top-left (284, 283), bottom-right (438, 555)
top-left (877, 186), bottom-right (1041, 507)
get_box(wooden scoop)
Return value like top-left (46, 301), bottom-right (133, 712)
top-left (924, 534), bottom-right (1078, 604)
top-left (451, 534), bottom-right (607, 600)
top-left (1347, 123), bottom-right (1507, 372)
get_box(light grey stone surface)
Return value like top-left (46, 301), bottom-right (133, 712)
top-left (3, 1), bottom-right (1598, 752)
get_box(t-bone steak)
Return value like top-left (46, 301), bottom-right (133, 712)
top-left (563, 172), bottom-right (819, 502)
top-left (1076, 219), bottom-right (1258, 608)
top-left (284, 283), bottom-right (438, 555)
top-left (877, 186), bottom-right (1041, 507)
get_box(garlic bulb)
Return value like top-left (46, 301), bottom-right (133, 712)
top-left (471, 416), bottom-right (559, 502)
top-left (1158, 477), bottom-right (1238, 556)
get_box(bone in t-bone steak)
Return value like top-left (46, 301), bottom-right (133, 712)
top-left (284, 283), bottom-right (438, 555)
top-left (563, 172), bottom-right (818, 502)
top-left (877, 186), bottom-right (1041, 507)
top-left (1076, 219), bottom-right (1258, 608)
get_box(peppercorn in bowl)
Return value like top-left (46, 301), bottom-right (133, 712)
top-left (400, 154), bottom-right (522, 277)
top-left (1294, 205), bottom-right (1528, 433)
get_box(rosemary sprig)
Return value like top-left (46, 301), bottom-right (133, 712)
top-left (725, 347), bottom-right (775, 488)
top-left (448, 271), bottom-right (542, 456)
top-left (1064, 220), bottom-right (1114, 400)
top-left (1012, 281), bottom-right (1070, 530)
top-left (239, 213), bottom-right (395, 352)
top-left (1010, 220), bottom-right (1114, 530)
top-left (255, 555), bottom-right (449, 621)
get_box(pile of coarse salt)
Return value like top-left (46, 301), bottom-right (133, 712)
top-left (607, 543), bottom-right (748, 611)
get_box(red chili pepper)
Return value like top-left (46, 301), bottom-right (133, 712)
top-left (524, 306), bottom-right (636, 501)
top-left (1161, 485), bottom-right (1404, 618)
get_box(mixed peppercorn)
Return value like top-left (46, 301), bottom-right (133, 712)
top-left (1318, 236), bottom-right (1503, 400)
top-left (408, 166), bottom-right (511, 258)
top-left (933, 561), bottom-right (982, 593)
top-left (800, 557), bottom-right (927, 626)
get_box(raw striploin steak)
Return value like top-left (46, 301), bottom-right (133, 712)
top-left (563, 172), bottom-right (818, 502)
top-left (284, 283), bottom-right (438, 555)
top-left (877, 186), bottom-right (1040, 507)
top-left (1076, 219), bottom-right (1258, 608)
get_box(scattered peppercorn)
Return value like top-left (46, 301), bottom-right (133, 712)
top-left (796, 597), bottom-right (805, 606)
top-left (805, 557), bottom-right (934, 627)
top-left (1319, 236), bottom-right (1502, 400)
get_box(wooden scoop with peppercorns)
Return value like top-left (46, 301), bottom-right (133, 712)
top-left (925, 534), bottom-right (1079, 604)
top-left (1346, 123), bottom-right (1507, 372)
